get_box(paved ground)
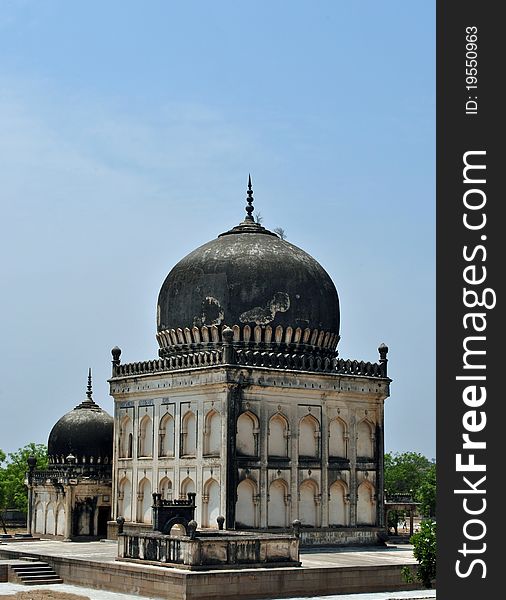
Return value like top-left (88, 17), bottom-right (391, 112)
top-left (0, 583), bottom-right (437, 600)
top-left (1, 539), bottom-right (436, 599)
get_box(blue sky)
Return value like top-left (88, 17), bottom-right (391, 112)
top-left (0, 1), bottom-right (435, 458)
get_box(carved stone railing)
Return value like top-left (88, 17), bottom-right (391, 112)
top-left (111, 343), bottom-right (389, 379)
top-left (113, 350), bottom-right (223, 377)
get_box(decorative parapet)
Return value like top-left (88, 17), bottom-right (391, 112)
top-left (117, 530), bottom-right (300, 569)
top-left (156, 323), bottom-right (340, 356)
top-left (111, 343), bottom-right (389, 380)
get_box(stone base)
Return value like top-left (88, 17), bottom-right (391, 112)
top-left (299, 527), bottom-right (383, 546)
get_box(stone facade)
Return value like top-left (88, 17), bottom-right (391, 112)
top-left (110, 350), bottom-right (389, 538)
top-left (30, 467), bottom-right (112, 540)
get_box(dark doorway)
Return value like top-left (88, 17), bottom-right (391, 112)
top-left (97, 506), bottom-right (111, 538)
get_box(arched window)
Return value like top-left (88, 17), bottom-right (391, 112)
top-left (268, 414), bottom-right (289, 457)
top-left (46, 503), bottom-right (56, 535)
top-left (298, 414), bottom-right (319, 458)
top-left (34, 502), bottom-right (44, 534)
top-left (268, 479), bottom-right (288, 527)
top-left (181, 411), bottom-right (196, 456)
top-left (180, 477), bottom-right (195, 499)
top-left (299, 480), bottom-right (318, 526)
top-left (357, 420), bottom-right (375, 459)
top-left (329, 481), bottom-right (348, 526)
top-left (120, 416), bottom-right (134, 458)
top-left (236, 479), bottom-right (258, 528)
top-left (56, 505), bottom-right (66, 536)
top-left (357, 481), bottom-right (376, 525)
top-left (118, 477), bottom-right (132, 522)
top-left (159, 413), bottom-right (175, 457)
top-left (137, 478), bottom-right (152, 524)
top-left (203, 479), bottom-right (220, 528)
top-left (204, 410), bottom-right (221, 456)
top-left (329, 417), bottom-right (347, 458)
top-left (159, 477), bottom-right (173, 501)
top-left (236, 411), bottom-right (259, 456)
top-left (138, 415), bottom-right (153, 457)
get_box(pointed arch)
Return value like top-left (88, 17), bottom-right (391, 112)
top-left (34, 502), bottom-right (45, 534)
top-left (329, 417), bottom-right (347, 458)
top-left (120, 415), bottom-right (134, 458)
top-left (268, 478), bottom-right (289, 527)
top-left (138, 414), bottom-right (153, 457)
top-left (202, 478), bottom-right (221, 528)
top-left (159, 476), bottom-right (173, 501)
top-left (357, 419), bottom-right (375, 459)
top-left (329, 480), bottom-right (348, 526)
top-left (159, 412), bottom-right (175, 457)
top-left (236, 411), bottom-right (259, 456)
top-left (180, 476), bottom-right (195, 498)
top-left (118, 476), bottom-right (132, 522)
top-left (236, 478), bottom-right (258, 528)
top-left (46, 502), bottom-right (56, 535)
top-left (203, 409), bottom-right (221, 456)
top-left (357, 480), bottom-right (376, 525)
top-left (56, 503), bottom-right (66, 536)
top-left (181, 410), bottom-right (197, 456)
top-left (137, 477), bottom-right (152, 524)
top-left (298, 414), bottom-right (320, 458)
top-left (299, 479), bottom-right (319, 526)
top-left (268, 413), bottom-right (289, 457)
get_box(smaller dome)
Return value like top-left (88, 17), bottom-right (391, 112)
top-left (47, 370), bottom-right (113, 464)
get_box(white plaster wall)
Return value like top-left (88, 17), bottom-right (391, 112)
top-left (357, 420), bottom-right (374, 458)
top-left (119, 477), bottom-right (132, 521)
top-left (46, 504), bottom-right (55, 535)
top-left (236, 479), bottom-right (256, 527)
top-left (268, 415), bottom-right (288, 457)
top-left (204, 479), bottom-right (220, 527)
top-left (299, 481), bottom-right (317, 526)
top-left (182, 411), bottom-right (196, 456)
top-left (329, 481), bottom-right (347, 525)
top-left (139, 416), bottom-right (153, 457)
top-left (34, 503), bottom-right (44, 534)
top-left (268, 480), bottom-right (287, 527)
top-left (138, 478), bottom-right (152, 523)
top-left (159, 414), bottom-right (174, 456)
top-left (299, 415), bottom-right (318, 457)
top-left (56, 506), bottom-right (66, 536)
top-left (329, 418), bottom-right (346, 457)
top-left (236, 412), bottom-right (256, 455)
top-left (357, 482), bottom-right (375, 525)
top-left (206, 411), bottom-right (221, 456)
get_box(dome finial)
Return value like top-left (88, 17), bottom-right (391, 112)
top-left (86, 367), bottom-right (93, 401)
top-left (245, 174), bottom-right (254, 221)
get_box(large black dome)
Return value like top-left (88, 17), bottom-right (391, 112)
top-left (47, 373), bottom-right (113, 465)
top-left (156, 182), bottom-right (340, 357)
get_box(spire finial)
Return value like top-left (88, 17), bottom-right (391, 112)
top-left (86, 368), bottom-right (93, 400)
top-left (245, 174), bottom-right (254, 221)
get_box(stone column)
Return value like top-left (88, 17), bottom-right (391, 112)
top-left (376, 405), bottom-right (385, 527)
top-left (64, 484), bottom-right (73, 541)
top-left (320, 403), bottom-right (329, 527)
top-left (349, 412), bottom-right (357, 527)
top-left (225, 382), bottom-right (238, 529)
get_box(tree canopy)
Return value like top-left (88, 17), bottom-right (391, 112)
top-left (384, 451), bottom-right (436, 518)
top-left (0, 443), bottom-right (48, 514)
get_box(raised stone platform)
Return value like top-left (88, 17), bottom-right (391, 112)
top-left (0, 539), bottom-right (423, 600)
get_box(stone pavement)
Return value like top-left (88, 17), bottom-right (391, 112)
top-left (0, 581), bottom-right (436, 599)
top-left (0, 539), bottom-right (435, 599)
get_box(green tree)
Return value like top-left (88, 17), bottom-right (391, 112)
top-left (384, 452), bottom-right (436, 531)
top-left (402, 519), bottom-right (436, 588)
top-left (0, 443), bottom-right (48, 514)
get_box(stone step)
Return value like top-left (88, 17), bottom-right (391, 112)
top-left (23, 578), bottom-right (64, 585)
top-left (9, 561), bottom-right (63, 585)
